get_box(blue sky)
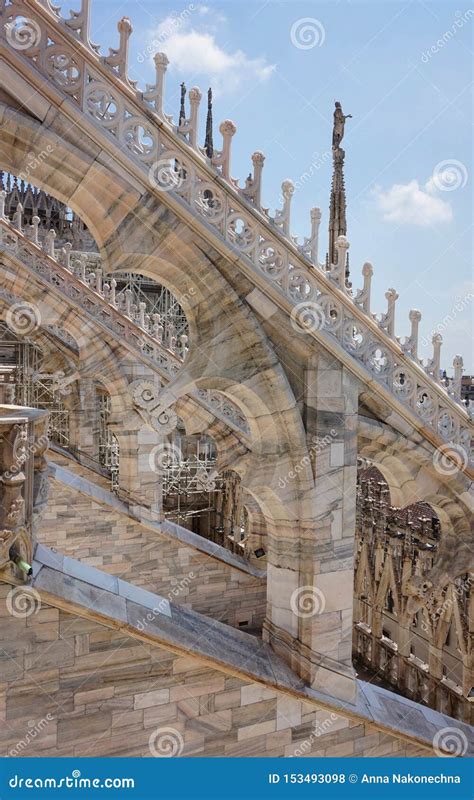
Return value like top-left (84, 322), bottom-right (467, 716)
top-left (81, 0), bottom-right (472, 371)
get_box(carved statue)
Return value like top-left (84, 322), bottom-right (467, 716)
top-left (332, 101), bottom-right (352, 149)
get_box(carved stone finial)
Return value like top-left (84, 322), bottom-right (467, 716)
top-left (65, 0), bottom-right (97, 51)
top-left (219, 120), bottom-right (237, 137)
top-left (406, 309), bottom-right (422, 360)
top-left (144, 52), bottom-right (169, 117)
top-left (154, 52), bottom-right (169, 67)
top-left (273, 179), bottom-right (294, 235)
top-left (212, 121), bottom-right (237, 180)
top-left (354, 262), bottom-right (373, 314)
top-left (380, 288), bottom-right (398, 336)
top-left (102, 16), bottom-right (133, 83)
top-left (300, 208), bottom-right (322, 265)
top-left (241, 151), bottom-right (266, 209)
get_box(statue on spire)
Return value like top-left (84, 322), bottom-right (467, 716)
top-left (332, 101), bottom-right (352, 149)
top-left (328, 101), bottom-right (352, 285)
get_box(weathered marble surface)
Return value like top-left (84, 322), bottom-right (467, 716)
top-left (26, 545), bottom-right (473, 755)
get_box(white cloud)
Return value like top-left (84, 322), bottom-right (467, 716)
top-left (374, 177), bottom-right (453, 227)
top-left (151, 13), bottom-right (275, 93)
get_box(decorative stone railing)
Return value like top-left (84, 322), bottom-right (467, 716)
top-left (1, 0), bottom-right (471, 465)
top-left (0, 215), bottom-right (251, 438)
top-left (196, 389), bottom-right (250, 437)
top-left (0, 404), bottom-right (49, 585)
top-left (0, 197), bottom-right (189, 363)
top-left (0, 210), bottom-right (186, 374)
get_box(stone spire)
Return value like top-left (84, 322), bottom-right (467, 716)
top-left (204, 88), bottom-right (214, 158)
top-left (328, 101), bottom-right (352, 279)
top-left (179, 82), bottom-right (186, 127)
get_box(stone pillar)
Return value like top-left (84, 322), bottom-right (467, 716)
top-left (0, 406), bottom-right (49, 586)
top-left (110, 420), bottom-right (164, 520)
top-left (67, 377), bottom-right (100, 457)
top-left (264, 351), bottom-right (360, 701)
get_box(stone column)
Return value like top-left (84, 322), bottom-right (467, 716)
top-left (0, 406), bottom-right (49, 585)
top-left (67, 377), bottom-right (100, 458)
top-left (264, 351), bottom-right (360, 702)
top-left (110, 420), bottom-right (164, 520)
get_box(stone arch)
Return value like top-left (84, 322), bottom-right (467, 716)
top-left (0, 104), bottom-right (313, 499)
top-left (0, 102), bottom-right (141, 267)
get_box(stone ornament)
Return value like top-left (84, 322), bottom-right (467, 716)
top-left (2, 0), bottom-right (471, 468)
top-left (128, 379), bottom-right (177, 435)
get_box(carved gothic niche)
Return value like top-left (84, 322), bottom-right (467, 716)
top-left (0, 407), bottom-right (49, 585)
